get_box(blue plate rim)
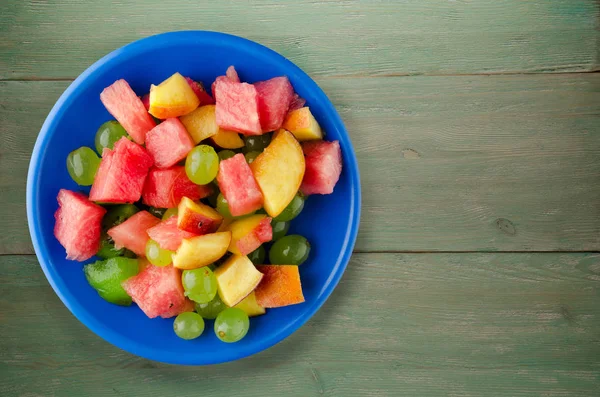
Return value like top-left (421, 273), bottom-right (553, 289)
top-left (26, 30), bottom-right (361, 365)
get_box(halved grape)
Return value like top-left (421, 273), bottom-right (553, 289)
top-left (247, 245), bottom-right (266, 265)
top-left (269, 235), bottom-right (310, 265)
top-left (274, 194), bottom-right (304, 222)
top-left (66, 147), bottom-right (101, 186)
top-left (244, 134), bottom-right (271, 153)
top-left (244, 151), bottom-right (261, 164)
top-left (186, 145), bottom-right (219, 185)
top-left (218, 150), bottom-right (236, 161)
top-left (162, 207), bottom-right (178, 220)
top-left (173, 312), bottom-right (205, 340)
top-left (271, 220), bottom-right (290, 241)
top-left (214, 308), bottom-right (249, 343)
top-left (145, 239), bottom-right (174, 267)
top-left (195, 294), bottom-right (226, 319)
top-left (182, 267), bottom-right (217, 303)
top-left (95, 120), bottom-right (129, 155)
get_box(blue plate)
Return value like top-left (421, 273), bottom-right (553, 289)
top-left (26, 31), bottom-right (361, 365)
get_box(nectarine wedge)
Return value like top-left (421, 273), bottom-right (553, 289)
top-left (226, 214), bottom-right (272, 256)
top-left (149, 72), bottom-right (200, 119)
top-left (172, 231), bottom-right (231, 270)
top-left (282, 107), bottom-right (323, 141)
top-left (177, 197), bottom-right (223, 235)
top-left (255, 265), bottom-right (305, 308)
top-left (179, 105), bottom-right (220, 144)
top-left (234, 291), bottom-right (265, 317)
top-left (214, 255), bottom-right (263, 306)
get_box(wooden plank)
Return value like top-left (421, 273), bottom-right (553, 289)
top-left (3, 74), bottom-right (600, 254)
top-left (1, 253), bottom-right (599, 396)
top-left (0, 0), bottom-right (598, 79)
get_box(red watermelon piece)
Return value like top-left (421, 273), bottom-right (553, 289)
top-left (100, 79), bottom-right (156, 144)
top-left (226, 65), bottom-right (240, 83)
top-left (254, 77), bottom-right (294, 132)
top-left (146, 216), bottom-right (197, 251)
top-left (214, 78), bottom-right (262, 135)
top-left (185, 77), bottom-right (215, 105)
top-left (142, 166), bottom-right (213, 208)
top-left (121, 265), bottom-right (189, 319)
top-left (301, 140), bottom-right (343, 195)
top-left (54, 189), bottom-right (106, 261)
top-left (288, 93), bottom-right (306, 112)
top-left (145, 118), bottom-right (194, 168)
top-left (236, 217), bottom-right (273, 256)
top-left (107, 211), bottom-right (160, 256)
top-left (141, 94), bottom-right (150, 110)
top-left (217, 153), bottom-right (263, 216)
top-left (90, 137), bottom-right (154, 203)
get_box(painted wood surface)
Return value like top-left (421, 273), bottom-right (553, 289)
top-left (1, 253), bottom-right (599, 396)
top-left (1, 0), bottom-right (598, 79)
top-left (2, 74), bottom-right (599, 254)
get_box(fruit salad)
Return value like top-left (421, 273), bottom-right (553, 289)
top-left (53, 67), bottom-right (343, 343)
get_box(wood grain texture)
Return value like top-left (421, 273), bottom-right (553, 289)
top-left (3, 74), bottom-right (600, 254)
top-left (1, 253), bottom-right (599, 396)
top-left (0, 0), bottom-right (598, 80)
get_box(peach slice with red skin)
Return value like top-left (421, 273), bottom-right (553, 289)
top-left (255, 265), bottom-right (305, 308)
top-left (177, 197), bottom-right (223, 235)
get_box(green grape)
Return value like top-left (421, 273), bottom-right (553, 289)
top-left (247, 245), bottom-right (266, 265)
top-left (95, 120), bottom-right (129, 155)
top-left (102, 204), bottom-right (140, 230)
top-left (244, 134), bottom-right (271, 153)
top-left (195, 294), bottom-right (226, 319)
top-left (216, 193), bottom-right (255, 219)
top-left (96, 234), bottom-right (125, 259)
top-left (182, 267), bottom-right (218, 303)
top-left (218, 150), bottom-right (236, 161)
top-left (271, 220), bottom-right (290, 241)
top-left (186, 145), bottom-right (219, 185)
top-left (162, 207), bottom-right (178, 220)
top-left (214, 308), bottom-right (250, 343)
top-left (147, 207), bottom-right (166, 219)
top-left (145, 239), bottom-right (174, 267)
top-left (66, 147), bottom-right (101, 186)
top-left (244, 151), bottom-right (261, 164)
top-left (274, 194), bottom-right (304, 222)
top-left (269, 235), bottom-right (310, 265)
top-left (173, 312), bottom-right (205, 340)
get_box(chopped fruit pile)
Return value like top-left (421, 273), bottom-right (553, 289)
top-left (54, 67), bottom-right (343, 343)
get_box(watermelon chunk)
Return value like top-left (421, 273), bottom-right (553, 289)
top-left (254, 76), bottom-right (294, 132)
top-left (54, 189), bottom-right (106, 261)
top-left (141, 94), bottom-right (150, 110)
top-left (145, 118), bottom-right (194, 168)
top-left (147, 216), bottom-right (197, 251)
top-left (300, 140), bottom-right (343, 195)
top-left (185, 77), bottom-right (215, 105)
top-left (121, 265), bottom-right (189, 319)
top-left (236, 217), bottom-right (273, 256)
top-left (214, 78), bottom-right (262, 135)
top-left (217, 153), bottom-right (263, 216)
top-left (90, 137), bottom-right (154, 203)
top-left (100, 79), bottom-right (156, 144)
top-left (226, 65), bottom-right (240, 83)
top-left (142, 166), bottom-right (213, 208)
top-left (107, 211), bottom-right (161, 256)
top-left (288, 93), bottom-right (306, 112)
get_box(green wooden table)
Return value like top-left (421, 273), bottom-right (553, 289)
top-left (2, 1), bottom-right (599, 396)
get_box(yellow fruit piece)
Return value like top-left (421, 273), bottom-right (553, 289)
top-left (212, 129), bottom-right (245, 149)
top-left (172, 232), bottom-right (231, 270)
top-left (179, 105), bottom-right (220, 144)
top-left (225, 214), bottom-right (267, 255)
top-left (255, 265), bottom-right (305, 308)
top-left (250, 130), bottom-right (305, 217)
top-left (282, 107), bottom-right (323, 141)
top-left (214, 255), bottom-right (263, 307)
top-left (149, 72), bottom-right (200, 119)
top-left (177, 196), bottom-right (223, 234)
top-left (217, 218), bottom-right (233, 233)
top-left (233, 291), bottom-right (265, 317)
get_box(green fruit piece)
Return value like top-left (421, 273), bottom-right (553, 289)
top-left (147, 207), bottom-right (166, 219)
top-left (145, 239), bottom-right (174, 267)
top-left (270, 220), bottom-right (290, 241)
top-left (96, 234), bottom-right (125, 259)
top-left (195, 294), bottom-right (227, 319)
top-left (244, 134), bottom-right (271, 153)
top-left (182, 267), bottom-right (218, 304)
top-left (218, 150), bottom-right (236, 161)
top-left (244, 151), bottom-right (261, 164)
top-left (83, 257), bottom-right (139, 305)
top-left (162, 207), bottom-right (178, 220)
top-left (101, 204), bottom-right (140, 231)
top-left (214, 307), bottom-right (250, 343)
top-left (66, 147), bottom-right (101, 186)
top-left (185, 145), bottom-right (219, 185)
top-left (94, 121), bottom-right (129, 155)
top-left (274, 194), bottom-right (304, 222)
top-left (269, 235), bottom-right (310, 265)
top-left (247, 245), bottom-right (266, 265)
top-left (173, 312), bottom-right (205, 340)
